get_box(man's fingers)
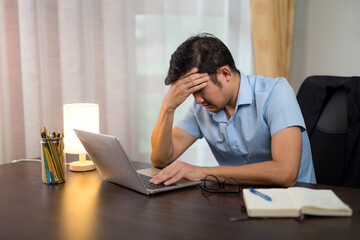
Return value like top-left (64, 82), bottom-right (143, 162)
top-left (187, 82), bottom-right (207, 93)
top-left (150, 165), bottom-right (180, 184)
top-left (150, 172), bottom-right (168, 184)
top-left (150, 161), bottom-right (202, 185)
top-left (164, 173), bottom-right (183, 185)
top-left (182, 71), bottom-right (208, 84)
top-left (181, 73), bottom-right (205, 85)
top-left (185, 75), bottom-right (209, 89)
top-left (182, 67), bottom-right (199, 78)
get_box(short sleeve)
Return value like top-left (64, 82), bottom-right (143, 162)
top-left (176, 104), bottom-right (203, 139)
top-left (265, 78), bottom-right (306, 136)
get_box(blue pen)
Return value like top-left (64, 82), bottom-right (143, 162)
top-left (249, 188), bottom-right (272, 202)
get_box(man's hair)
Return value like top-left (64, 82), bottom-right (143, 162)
top-left (164, 33), bottom-right (239, 87)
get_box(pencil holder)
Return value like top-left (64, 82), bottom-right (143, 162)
top-left (40, 137), bottom-right (66, 184)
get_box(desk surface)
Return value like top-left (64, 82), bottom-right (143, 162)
top-left (0, 161), bottom-right (359, 240)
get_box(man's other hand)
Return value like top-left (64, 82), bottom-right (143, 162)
top-left (149, 160), bottom-right (206, 185)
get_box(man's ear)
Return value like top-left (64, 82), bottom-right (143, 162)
top-left (218, 66), bottom-right (232, 82)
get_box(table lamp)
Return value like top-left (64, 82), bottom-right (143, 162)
top-left (63, 103), bottom-right (99, 171)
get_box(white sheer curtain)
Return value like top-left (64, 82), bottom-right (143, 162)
top-left (0, 0), bottom-right (254, 165)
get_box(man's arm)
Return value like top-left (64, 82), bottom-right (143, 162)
top-left (151, 68), bottom-right (209, 168)
top-left (150, 126), bottom-right (302, 187)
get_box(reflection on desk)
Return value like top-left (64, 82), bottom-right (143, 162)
top-left (0, 161), bottom-right (359, 240)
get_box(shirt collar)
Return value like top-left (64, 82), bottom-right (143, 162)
top-left (236, 71), bottom-right (253, 106)
top-left (211, 71), bottom-right (253, 123)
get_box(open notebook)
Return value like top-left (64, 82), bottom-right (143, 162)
top-left (243, 187), bottom-right (352, 218)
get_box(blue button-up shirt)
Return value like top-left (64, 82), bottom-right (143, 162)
top-left (177, 72), bottom-right (316, 183)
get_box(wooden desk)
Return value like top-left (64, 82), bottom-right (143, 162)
top-left (0, 161), bottom-right (359, 240)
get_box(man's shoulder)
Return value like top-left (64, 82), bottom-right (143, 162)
top-left (247, 74), bottom-right (288, 93)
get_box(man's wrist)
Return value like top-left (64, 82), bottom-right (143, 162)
top-left (199, 166), bottom-right (211, 180)
top-left (161, 102), bottom-right (176, 114)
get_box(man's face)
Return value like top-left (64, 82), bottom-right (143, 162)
top-left (192, 76), bottom-right (231, 112)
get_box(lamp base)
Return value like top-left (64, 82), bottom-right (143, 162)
top-left (69, 160), bottom-right (96, 172)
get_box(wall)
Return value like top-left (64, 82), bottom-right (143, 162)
top-left (289, 0), bottom-right (360, 93)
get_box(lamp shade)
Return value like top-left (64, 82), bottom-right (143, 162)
top-left (63, 103), bottom-right (99, 154)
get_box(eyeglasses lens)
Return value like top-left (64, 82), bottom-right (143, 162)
top-left (224, 178), bottom-right (240, 193)
top-left (204, 175), bottom-right (220, 190)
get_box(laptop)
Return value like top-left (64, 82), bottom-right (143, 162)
top-left (73, 129), bottom-right (201, 195)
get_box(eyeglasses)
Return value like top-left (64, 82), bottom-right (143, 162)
top-left (199, 175), bottom-right (241, 197)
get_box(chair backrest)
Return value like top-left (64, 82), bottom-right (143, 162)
top-left (309, 88), bottom-right (347, 185)
top-left (298, 75), bottom-right (360, 188)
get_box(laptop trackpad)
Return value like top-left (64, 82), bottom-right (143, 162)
top-left (136, 167), bottom-right (162, 177)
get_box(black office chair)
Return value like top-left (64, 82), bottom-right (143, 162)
top-left (307, 87), bottom-right (347, 185)
top-left (297, 75), bottom-right (360, 187)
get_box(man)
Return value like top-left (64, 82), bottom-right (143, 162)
top-left (150, 33), bottom-right (316, 187)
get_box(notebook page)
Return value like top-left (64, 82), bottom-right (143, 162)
top-left (243, 188), bottom-right (299, 217)
top-left (288, 187), bottom-right (352, 216)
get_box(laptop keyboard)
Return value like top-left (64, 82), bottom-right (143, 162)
top-left (138, 174), bottom-right (176, 190)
